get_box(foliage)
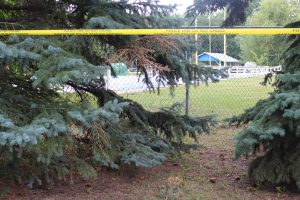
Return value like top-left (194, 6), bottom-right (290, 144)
top-left (191, 0), bottom-right (300, 190)
top-left (236, 0), bottom-right (300, 65)
top-left (0, 0), bottom-right (220, 187)
top-left (230, 30), bottom-right (300, 188)
top-left (187, 0), bottom-right (254, 26)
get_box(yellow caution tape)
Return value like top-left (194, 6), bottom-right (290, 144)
top-left (1, 28), bottom-right (300, 35)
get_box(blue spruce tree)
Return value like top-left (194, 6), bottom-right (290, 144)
top-left (0, 0), bottom-right (221, 187)
top-left (189, 0), bottom-right (300, 190)
top-left (231, 26), bottom-right (300, 189)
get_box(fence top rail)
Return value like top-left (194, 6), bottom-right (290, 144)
top-left (230, 65), bottom-right (282, 69)
top-left (1, 28), bottom-right (300, 35)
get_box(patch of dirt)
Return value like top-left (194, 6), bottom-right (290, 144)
top-left (179, 128), bottom-right (300, 199)
top-left (1, 127), bottom-right (300, 200)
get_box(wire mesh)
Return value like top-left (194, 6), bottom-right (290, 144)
top-left (107, 34), bottom-right (283, 120)
top-left (1, 20), bottom-right (284, 120)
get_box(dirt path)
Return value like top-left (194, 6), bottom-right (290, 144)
top-left (2, 128), bottom-right (300, 200)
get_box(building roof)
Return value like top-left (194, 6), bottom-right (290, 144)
top-left (198, 52), bottom-right (239, 63)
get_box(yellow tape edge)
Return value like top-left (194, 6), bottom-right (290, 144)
top-left (1, 28), bottom-right (300, 35)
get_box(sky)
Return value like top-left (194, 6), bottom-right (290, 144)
top-left (159, 0), bottom-right (194, 15)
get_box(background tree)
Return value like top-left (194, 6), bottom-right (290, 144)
top-left (237, 0), bottom-right (300, 65)
top-left (187, 0), bottom-right (254, 25)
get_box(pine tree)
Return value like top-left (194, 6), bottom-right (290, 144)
top-left (230, 24), bottom-right (300, 188)
top-left (191, 0), bottom-right (300, 189)
top-left (0, 0), bottom-right (221, 187)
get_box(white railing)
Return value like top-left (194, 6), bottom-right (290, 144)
top-left (227, 66), bottom-right (282, 78)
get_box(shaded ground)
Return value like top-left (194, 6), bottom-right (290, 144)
top-left (2, 127), bottom-right (299, 200)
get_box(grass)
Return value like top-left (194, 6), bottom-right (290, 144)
top-left (123, 77), bottom-right (274, 119)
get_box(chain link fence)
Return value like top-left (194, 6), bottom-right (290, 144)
top-left (0, 20), bottom-right (283, 120)
top-left (108, 34), bottom-right (283, 120)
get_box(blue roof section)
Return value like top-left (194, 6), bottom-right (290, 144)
top-left (198, 53), bottom-right (220, 62)
top-left (198, 52), bottom-right (239, 63)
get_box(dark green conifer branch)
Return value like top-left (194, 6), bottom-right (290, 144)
top-left (0, 0), bottom-right (223, 187)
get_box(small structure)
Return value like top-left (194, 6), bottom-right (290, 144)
top-left (111, 63), bottom-right (128, 76)
top-left (198, 52), bottom-right (240, 67)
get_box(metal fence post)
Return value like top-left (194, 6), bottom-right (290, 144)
top-left (185, 82), bottom-right (190, 116)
